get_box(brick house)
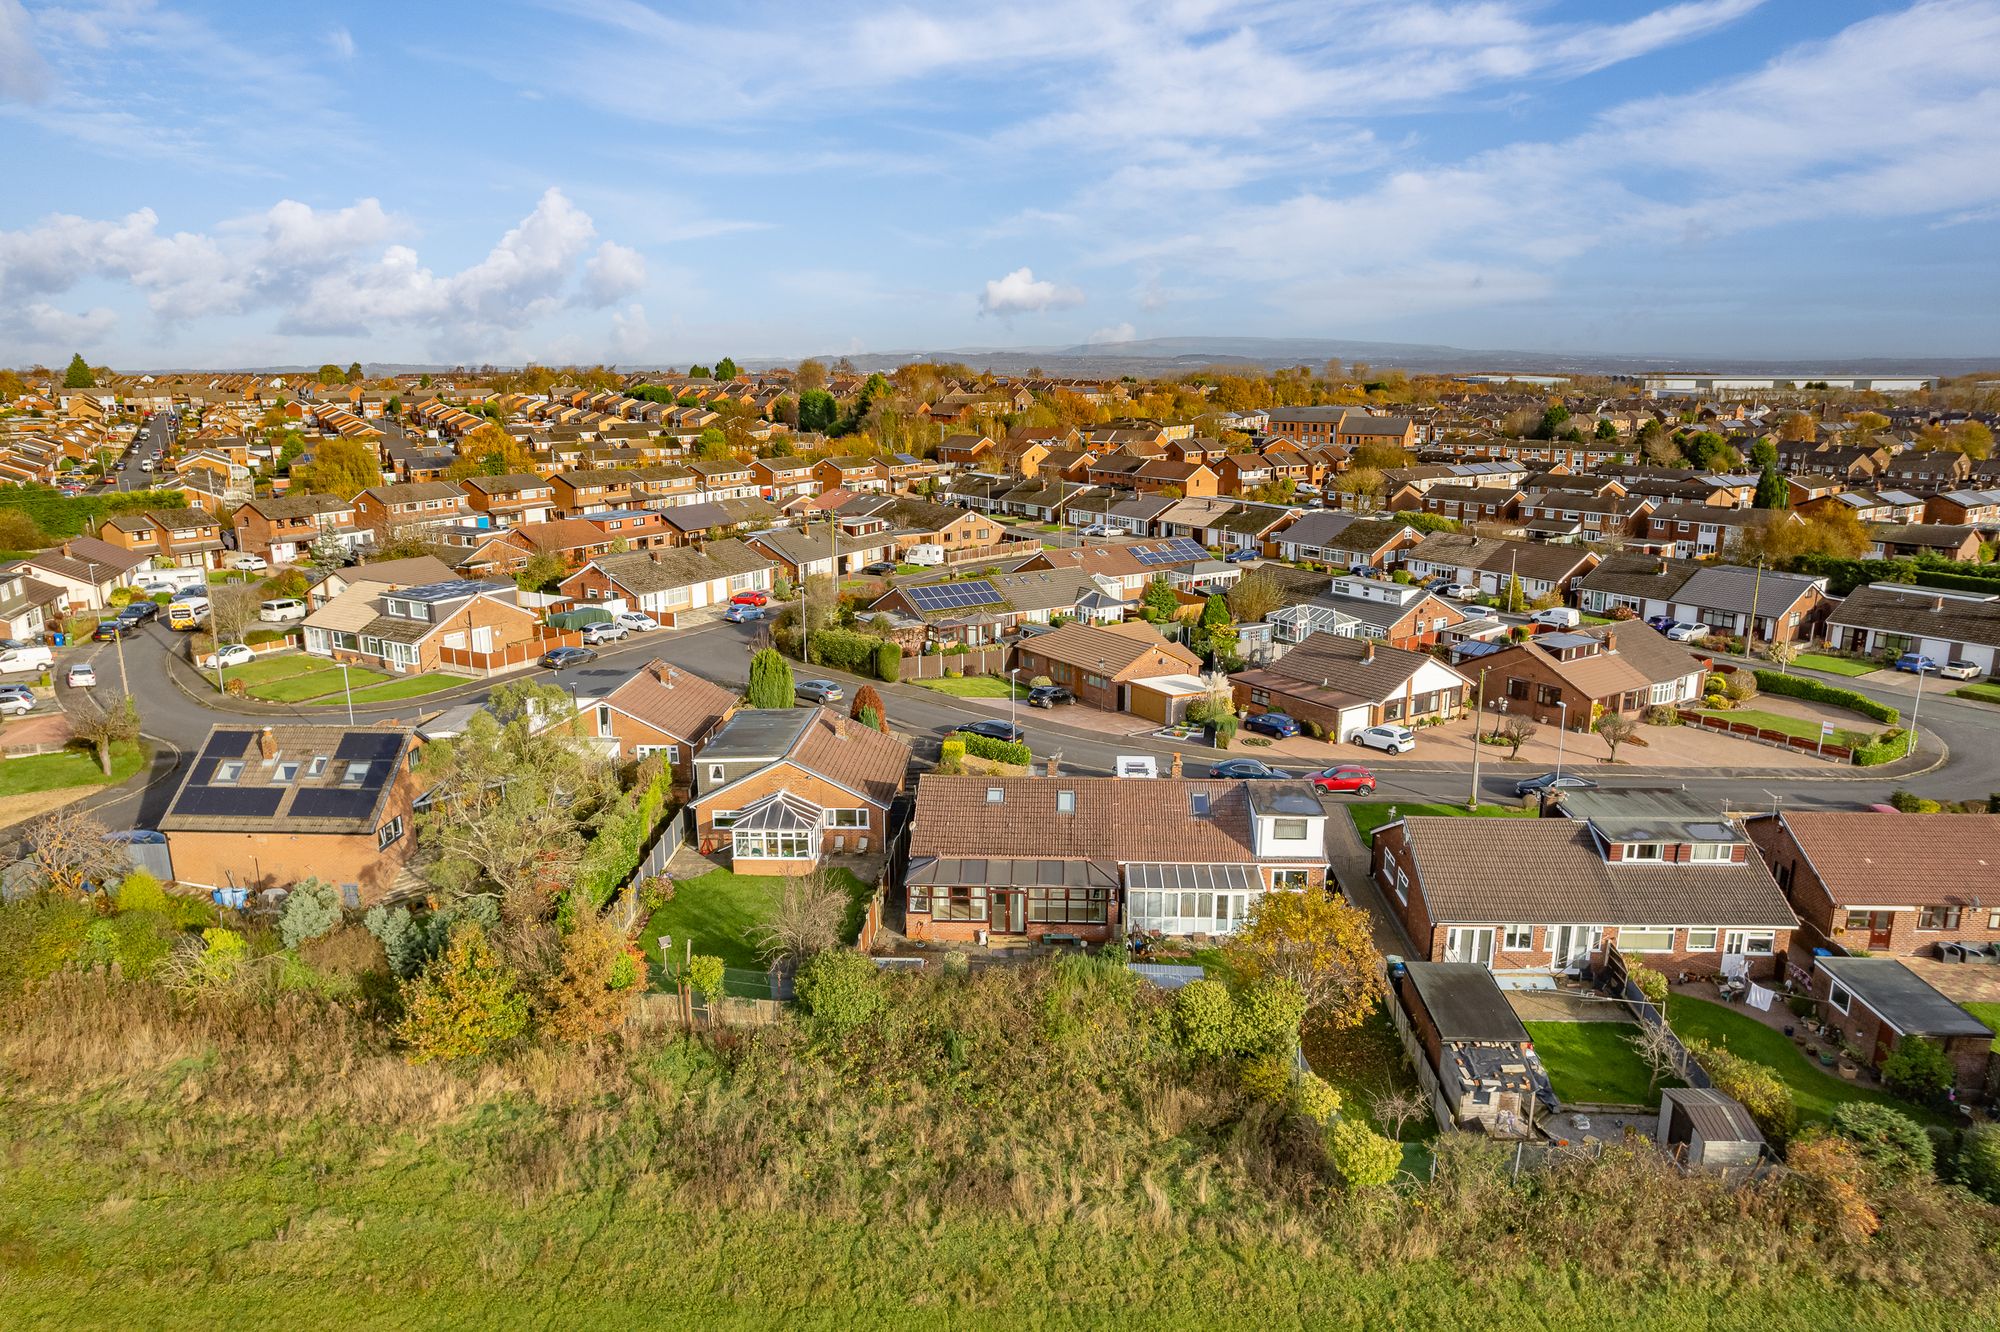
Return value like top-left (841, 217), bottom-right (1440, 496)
top-left (1232, 632), bottom-right (1470, 741)
top-left (1809, 957), bottom-right (1993, 1095)
top-left (573, 658), bottom-right (736, 788)
top-left (354, 481), bottom-right (470, 536)
top-left (458, 473), bottom-right (558, 528)
top-left (1271, 513), bottom-right (1420, 570)
top-left (1746, 811), bottom-right (2000, 964)
top-left (833, 495), bottom-right (1005, 557)
top-left (1825, 583), bottom-right (2000, 674)
top-left (232, 493), bottom-right (367, 565)
top-left (1470, 623), bottom-right (1706, 728)
top-left (551, 468), bottom-right (636, 515)
top-left (98, 508), bottom-right (229, 571)
top-left (557, 540), bottom-right (774, 625)
top-left (1011, 621), bottom-right (1203, 716)
top-left (1371, 791), bottom-right (1796, 980)
top-left (903, 776), bottom-right (1329, 944)
top-left (686, 708), bottom-right (910, 873)
top-left (305, 577), bottom-right (545, 674)
top-left (1866, 522), bottom-right (1983, 562)
top-left (160, 723), bottom-right (424, 905)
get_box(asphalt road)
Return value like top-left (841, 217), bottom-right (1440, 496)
top-left (51, 610), bottom-right (2000, 836)
top-left (100, 411), bottom-right (178, 491)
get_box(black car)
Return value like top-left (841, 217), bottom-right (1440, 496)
top-left (94, 619), bottom-right (138, 641)
top-left (1208, 758), bottom-right (1293, 780)
top-left (1513, 772), bottom-right (1600, 798)
top-left (540, 646), bottom-right (598, 670)
top-left (1027, 684), bottom-right (1074, 708)
top-left (119, 601), bottom-right (159, 623)
top-left (860, 561), bottom-right (898, 576)
top-left (956, 720), bottom-right (1025, 743)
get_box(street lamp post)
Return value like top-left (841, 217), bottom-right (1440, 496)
top-left (1554, 699), bottom-right (1570, 781)
top-left (340, 659), bottom-right (355, 725)
top-left (1466, 666), bottom-right (1488, 810)
top-left (1009, 667), bottom-right (1020, 737)
top-left (1908, 662), bottom-right (1926, 758)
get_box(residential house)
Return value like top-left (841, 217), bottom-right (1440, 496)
top-left (0, 562), bottom-right (65, 639)
top-left (1577, 557), bottom-right (1830, 643)
top-left (573, 658), bottom-right (737, 787)
top-left (745, 526), bottom-right (898, 583)
top-left (98, 508), bottom-right (228, 572)
top-left (750, 458), bottom-right (818, 502)
top-left (159, 723), bottom-right (425, 905)
top-left (1641, 505), bottom-right (1802, 559)
top-left (557, 540), bottom-right (774, 625)
top-left (1923, 489), bottom-right (2000, 528)
top-left (686, 707), bottom-right (910, 872)
top-left (1402, 532), bottom-right (1601, 604)
top-left (1371, 789), bottom-right (1796, 979)
top-left (903, 777), bottom-right (1329, 944)
top-left (1877, 449), bottom-right (1971, 492)
top-left (304, 555), bottom-right (454, 609)
top-left (1151, 497), bottom-right (1299, 553)
top-left (835, 494), bottom-right (1007, 558)
top-left (1272, 513), bottom-right (1420, 569)
top-left (354, 481), bottom-right (471, 537)
top-left (1264, 574), bottom-right (1467, 651)
top-left (15, 536), bottom-right (147, 612)
top-left (1808, 957), bottom-right (1993, 1095)
top-left (460, 474), bottom-right (558, 528)
top-left (1231, 632), bottom-right (1470, 741)
top-left (311, 577), bottom-right (545, 675)
top-left (1826, 583), bottom-right (2000, 673)
top-left (812, 457), bottom-right (890, 494)
top-left (551, 468), bottom-right (636, 515)
top-left (1866, 523), bottom-right (1983, 562)
top-left (233, 493), bottom-right (366, 565)
top-left (1011, 620), bottom-right (1204, 720)
top-left (1470, 623), bottom-right (1706, 728)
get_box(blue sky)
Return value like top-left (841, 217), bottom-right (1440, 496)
top-left (0, 0), bottom-right (1996, 368)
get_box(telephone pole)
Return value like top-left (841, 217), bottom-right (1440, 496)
top-left (1466, 666), bottom-right (1488, 810)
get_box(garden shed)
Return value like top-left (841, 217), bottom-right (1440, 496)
top-left (1657, 1087), bottom-right (1764, 1170)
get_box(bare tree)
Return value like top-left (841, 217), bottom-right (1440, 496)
top-left (23, 808), bottom-right (130, 897)
top-left (1595, 712), bottom-right (1640, 762)
top-left (1369, 1087), bottom-right (1431, 1143)
top-left (71, 693), bottom-right (140, 775)
top-left (1498, 715), bottom-right (1536, 758)
top-left (1627, 1019), bottom-right (1688, 1093)
top-left (752, 867), bottom-right (848, 965)
top-left (208, 582), bottom-right (260, 649)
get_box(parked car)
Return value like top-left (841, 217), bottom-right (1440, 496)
top-left (1644, 614), bottom-right (1676, 632)
top-left (1663, 621), bottom-right (1711, 642)
top-left (730, 590), bottom-right (769, 607)
top-left (1207, 758), bottom-right (1293, 780)
top-left (860, 561), bottom-right (897, 576)
top-left (257, 598), bottom-right (305, 623)
top-left (93, 619), bottom-right (137, 642)
top-left (1529, 607), bottom-right (1581, 629)
top-left (0, 640), bottom-right (53, 673)
top-left (794, 679), bottom-right (844, 705)
top-left (0, 691), bottom-right (34, 716)
top-left (1514, 772), bottom-right (1600, 798)
top-left (1350, 565), bottom-right (1385, 579)
top-left (1242, 711), bottom-right (1300, 739)
top-left (1027, 684), bottom-right (1074, 709)
top-left (65, 663), bottom-right (97, 688)
top-left (1893, 652), bottom-right (1941, 674)
top-left (722, 603), bottom-right (763, 624)
top-left (1354, 724), bottom-right (1416, 754)
top-left (1437, 583), bottom-right (1482, 600)
top-left (230, 553), bottom-right (268, 571)
top-left (119, 601), bottom-right (159, 624)
top-left (0, 683), bottom-right (35, 706)
top-left (1938, 660), bottom-right (1983, 680)
top-left (956, 719), bottom-right (1024, 743)
top-left (1080, 525), bottom-right (1113, 538)
top-left (202, 643), bottom-right (255, 669)
top-left (540, 646), bottom-right (597, 670)
top-left (166, 599), bottom-right (209, 631)
top-left (1114, 754), bottom-right (1158, 778)
top-left (581, 621), bottom-right (628, 646)
top-left (1224, 549), bottom-right (1260, 564)
top-left (1311, 764), bottom-right (1377, 795)
top-left (614, 612), bottom-right (659, 633)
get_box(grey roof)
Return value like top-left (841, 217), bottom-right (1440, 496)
top-left (1871, 522), bottom-right (1977, 549)
top-left (1662, 1087), bottom-right (1764, 1145)
top-left (906, 857), bottom-right (1119, 890)
top-left (589, 539), bottom-right (772, 595)
top-left (1246, 632), bottom-right (1465, 702)
top-left (1391, 817), bottom-right (1796, 927)
top-left (1560, 788), bottom-right (1746, 846)
top-left (696, 707), bottom-right (815, 763)
top-left (1828, 583), bottom-right (2000, 650)
top-left (1816, 958), bottom-right (1994, 1039)
top-left (1673, 564), bottom-right (1824, 616)
top-left (1278, 511), bottom-right (1410, 553)
top-left (1402, 961), bottom-right (1531, 1043)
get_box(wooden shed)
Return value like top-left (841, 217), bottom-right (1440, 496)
top-left (1657, 1087), bottom-right (1764, 1170)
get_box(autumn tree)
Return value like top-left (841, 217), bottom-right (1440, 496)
top-left (1497, 714), bottom-right (1536, 758)
top-left (345, 361), bottom-right (364, 384)
top-left (447, 422), bottom-right (539, 480)
top-left (539, 914), bottom-right (631, 1044)
top-left (1332, 467), bottom-right (1385, 509)
top-left (1226, 568), bottom-right (1284, 624)
top-left (794, 359), bottom-right (828, 393)
top-left (1777, 411), bottom-right (1817, 443)
top-left (1595, 712), bottom-right (1639, 762)
top-left (72, 693), bottom-right (140, 775)
top-left (396, 925), bottom-right (530, 1063)
top-left (293, 436), bottom-right (383, 497)
top-left (1222, 889), bottom-right (1382, 1035)
top-left (849, 684), bottom-right (889, 733)
top-left (208, 582), bottom-right (261, 648)
top-left (316, 363), bottom-right (344, 385)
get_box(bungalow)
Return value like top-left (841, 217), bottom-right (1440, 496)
top-left (1151, 497), bottom-right (1299, 553)
top-left (1393, 961), bottom-right (1557, 1135)
top-left (1272, 513), bottom-right (1419, 570)
top-left (573, 658), bottom-right (737, 787)
top-left (557, 539), bottom-right (774, 625)
top-left (304, 555), bottom-right (454, 609)
top-left (313, 577), bottom-right (545, 675)
top-left (1372, 789), bottom-right (1796, 979)
top-left (1825, 583), bottom-right (2000, 674)
top-left (903, 776), bottom-right (1329, 944)
top-left (686, 707), bottom-right (910, 872)
top-left (16, 536), bottom-right (148, 611)
top-left (1578, 557), bottom-right (1830, 643)
top-left (745, 526), bottom-right (898, 583)
top-left (1265, 574), bottom-right (1466, 651)
top-left (834, 495), bottom-right (1006, 557)
top-left (159, 723), bottom-right (425, 905)
top-left (1866, 522), bottom-right (1983, 562)
top-left (1809, 957), bottom-right (1993, 1095)
top-left (1469, 623), bottom-right (1706, 728)
top-left (1012, 621), bottom-right (1204, 719)
top-left (0, 562), bottom-right (65, 639)
top-left (1401, 532), bottom-right (1600, 604)
top-left (1232, 632), bottom-right (1469, 741)
top-left (1065, 491), bottom-right (1175, 537)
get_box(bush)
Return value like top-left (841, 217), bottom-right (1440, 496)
top-left (1629, 962), bottom-right (1669, 1008)
top-left (1230, 977), bottom-right (1307, 1056)
top-left (1851, 728), bottom-right (1909, 766)
top-left (938, 738), bottom-right (966, 774)
top-left (1029, 675), bottom-right (1052, 688)
top-left (1881, 1038), bottom-right (1955, 1105)
top-left (1828, 1103), bottom-right (1935, 1181)
top-left (1644, 705), bottom-right (1681, 726)
top-left (801, 626), bottom-right (895, 678)
top-left (1239, 1055), bottom-right (1291, 1103)
top-left (1328, 1119), bottom-right (1402, 1189)
top-left (1692, 1040), bottom-right (1797, 1148)
top-left (872, 638), bottom-right (900, 682)
top-left (686, 953), bottom-right (725, 1003)
top-left (78, 911), bottom-right (174, 979)
top-left (1957, 1124), bottom-right (2000, 1202)
top-left (1294, 1071), bottom-right (1342, 1125)
top-left (957, 731), bottom-right (1031, 767)
top-left (278, 877), bottom-right (344, 949)
top-left (1888, 790), bottom-right (1942, 813)
top-left (943, 667), bottom-right (962, 679)
top-left (1755, 671), bottom-right (1898, 725)
top-left (1171, 978), bottom-right (1236, 1058)
top-left (395, 925), bottom-right (529, 1063)
top-left (794, 949), bottom-right (885, 1033)
top-left (1722, 671), bottom-right (1758, 703)
top-left (114, 869), bottom-right (171, 915)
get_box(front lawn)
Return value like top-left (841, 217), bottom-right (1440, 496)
top-left (1953, 683), bottom-right (2000, 705)
top-left (213, 653), bottom-right (323, 687)
top-left (642, 866), bottom-right (873, 977)
top-left (1790, 652), bottom-right (1876, 678)
top-left (1524, 1019), bottom-right (1681, 1107)
top-left (248, 663), bottom-right (394, 703)
top-left (343, 673), bottom-right (471, 704)
top-left (0, 740), bottom-right (145, 796)
top-left (1693, 707), bottom-right (1871, 745)
top-left (912, 674), bottom-right (1026, 699)
top-left (1348, 801), bottom-right (1532, 841)
top-left (1667, 994), bottom-right (1950, 1126)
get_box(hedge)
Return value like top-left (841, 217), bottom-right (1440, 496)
top-left (957, 732), bottom-right (1031, 767)
top-left (802, 627), bottom-right (898, 680)
top-left (1753, 670), bottom-right (1898, 725)
top-left (573, 762), bottom-right (675, 911)
top-left (1852, 729), bottom-right (1910, 767)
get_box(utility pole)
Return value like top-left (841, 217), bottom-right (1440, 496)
top-left (1466, 666), bottom-right (1488, 810)
top-left (1745, 556), bottom-right (1765, 657)
top-left (1908, 663), bottom-right (1926, 758)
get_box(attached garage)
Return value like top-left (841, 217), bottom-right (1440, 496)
top-left (1127, 673), bottom-right (1208, 725)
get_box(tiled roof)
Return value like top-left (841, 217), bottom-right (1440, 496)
top-left (910, 776), bottom-right (1322, 864)
top-left (160, 723), bottom-right (416, 834)
top-left (601, 659), bottom-right (736, 746)
top-left (1773, 811), bottom-right (2000, 908)
top-left (1250, 632), bottom-right (1462, 700)
top-left (585, 539), bottom-right (772, 595)
top-left (784, 707), bottom-right (911, 807)
top-left (1827, 583), bottom-right (2000, 649)
top-left (243, 493), bottom-right (356, 520)
top-left (1578, 554), bottom-right (1700, 600)
top-left (1397, 817), bottom-right (1795, 926)
top-left (1014, 621), bottom-right (1201, 676)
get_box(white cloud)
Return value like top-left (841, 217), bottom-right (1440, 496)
top-left (0, 0), bottom-right (50, 101)
top-left (1087, 322), bottom-right (1135, 345)
top-left (979, 267), bottom-right (1082, 317)
top-left (20, 301), bottom-right (117, 345)
top-left (325, 26), bottom-right (355, 60)
top-left (580, 240), bottom-right (648, 306)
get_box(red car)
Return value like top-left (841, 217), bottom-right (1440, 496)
top-left (1311, 764), bottom-right (1377, 795)
top-left (730, 590), bottom-right (770, 607)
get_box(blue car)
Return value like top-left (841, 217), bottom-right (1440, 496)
top-left (1242, 711), bottom-right (1300, 739)
top-left (1224, 549), bottom-right (1260, 564)
top-left (1894, 652), bottom-right (1939, 674)
top-left (723, 603), bottom-right (764, 623)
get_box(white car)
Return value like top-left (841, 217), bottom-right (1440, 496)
top-left (1529, 607), bottom-right (1581, 629)
top-left (230, 553), bottom-right (268, 571)
top-left (614, 612), bottom-right (659, 633)
top-left (1938, 660), bottom-right (1983, 681)
top-left (1081, 525), bottom-right (1113, 538)
top-left (0, 692), bottom-right (34, 716)
top-left (203, 643), bottom-right (255, 670)
top-left (258, 598), bottom-right (306, 623)
top-left (0, 640), bottom-right (54, 673)
top-left (1663, 621), bottom-right (1710, 642)
top-left (1437, 583), bottom-right (1482, 600)
top-left (65, 663), bottom-right (97, 688)
top-left (581, 621), bottom-right (628, 646)
top-left (1355, 724), bottom-right (1416, 754)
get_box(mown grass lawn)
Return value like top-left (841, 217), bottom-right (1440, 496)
top-left (248, 663), bottom-right (394, 703)
top-left (1790, 652), bottom-right (1876, 678)
top-left (343, 673), bottom-right (471, 704)
top-left (1523, 1020), bottom-right (1681, 1107)
top-left (1667, 994), bottom-right (1950, 1127)
top-left (912, 674), bottom-right (1026, 699)
top-left (1693, 707), bottom-right (1872, 745)
top-left (1954, 683), bottom-right (2000, 705)
top-left (214, 653), bottom-right (323, 687)
top-left (0, 740), bottom-right (144, 796)
top-left (1960, 1002), bottom-right (2000, 1050)
top-left (643, 867), bottom-right (872, 977)
top-left (1347, 801), bottom-right (1532, 841)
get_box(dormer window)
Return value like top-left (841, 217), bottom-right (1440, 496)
top-left (1272, 817), bottom-right (1309, 841)
top-left (1688, 843), bottom-right (1732, 863)
top-left (1624, 843), bottom-right (1663, 861)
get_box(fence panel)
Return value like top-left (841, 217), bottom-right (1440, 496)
top-left (899, 647), bottom-right (1010, 681)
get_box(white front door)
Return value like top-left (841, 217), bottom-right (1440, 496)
top-left (1444, 927), bottom-right (1496, 966)
top-left (1549, 924), bottom-right (1602, 973)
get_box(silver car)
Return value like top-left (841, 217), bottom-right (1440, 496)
top-left (794, 679), bottom-right (844, 705)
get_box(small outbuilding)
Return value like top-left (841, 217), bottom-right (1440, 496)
top-left (1811, 955), bottom-right (1995, 1095)
top-left (1394, 959), bottom-right (1558, 1137)
top-left (1658, 1087), bottom-right (1765, 1170)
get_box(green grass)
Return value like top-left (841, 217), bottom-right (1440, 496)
top-left (1667, 994), bottom-right (1950, 1127)
top-left (1790, 652), bottom-right (1876, 677)
top-left (1953, 683), bottom-right (2000, 705)
top-left (911, 674), bottom-right (1026, 699)
top-left (1348, 801), bottom-right (1532, 841)
top-left (1693, 707), bottom-right (1871, 744)
top-left (341, 673), bottom-right (471, 704)
top-left (213, 653), bottom-right (322, 687)
top-left (1305, 1003), bottom-right (1437, 1170)
top-left (246, 664), bottom-right (394, 703)
top-left (1523, 1020), bottom-right (1681, 1107)
top-left (0, 740), bottom-right (144, 796)
top-left (1960, 1002), bottom-right (2000, 1051)
top-left (643, 866), bottom-right (872, 976)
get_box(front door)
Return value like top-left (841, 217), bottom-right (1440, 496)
top-left (1550, 924), bottom-right (1601, 973)
top-left (1866, 912), bottom-right (1895, 949)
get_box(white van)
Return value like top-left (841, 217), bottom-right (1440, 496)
top-left (905, 544), bottom-right (946, 567)
top-left (167, 598), bottom-right (210, 631)
top-left (1529, 607), bottom-right (1581, 629)
top-left (258, 598), bottom-right (306, 623)
top-left (0, 639), bottom-right (54, 673)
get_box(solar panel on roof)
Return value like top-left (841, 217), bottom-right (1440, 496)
top-left (1132, 537), bottom-right (1208, 566)
top-left (291, 788), bottom-right (382, 821)
top-left (904, 579), bottom-right (1004, 613)
top-left (177, 787), bottom-right (284, 818)
top-left (335, 731), bottom-right (404, 763)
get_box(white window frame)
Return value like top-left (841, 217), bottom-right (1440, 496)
top-left (823, 808), bottom-right (869, 829)
top-left (1685, 928), bottom-right (1719, 951)
top-left (377, 815), bottom-right (405, 850)
top-left (1617, 925), bottom-right (1676, 953)
top-left (1624, 843), bottom-right (1663, 861)
top-left (710, 809), bottom-right (740, 829)
top-left (1723, 929), bottom-right (1775, 957)
top-left (634, 744), bottom-right (679, 763)
top-left (1502, 924), bottom-right (1533, 951)
top-left (1829, 980), bottom-right (1853, 1014)
top-left (1687, 843), bottom-right (1731, 863)
top-left (1444, 927), bottom-right (1496, 967)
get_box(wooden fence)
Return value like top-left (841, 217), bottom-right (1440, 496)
top-left (626, 991), bottom-right (786, 1029)
top-left (935, 537), bottom-right (1043, 570)
top-left (854, 884), bottom-right (885, 954)
top-left (898, 646), bottom-right (1010, 680)
top-left (437, 629), bottom-right (583, 674)
top-left (1675, 710), bottom-right (1854, 763)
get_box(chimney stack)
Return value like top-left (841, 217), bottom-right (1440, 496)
top-left (1933, 596), bottom-right (1945, 612)
top-left (257, 726), bottom-right (278, 759)
top-left (1363, 639), bottom-right (1376, 662)
top-left (1604, 628), bottom-right (1617, 653)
